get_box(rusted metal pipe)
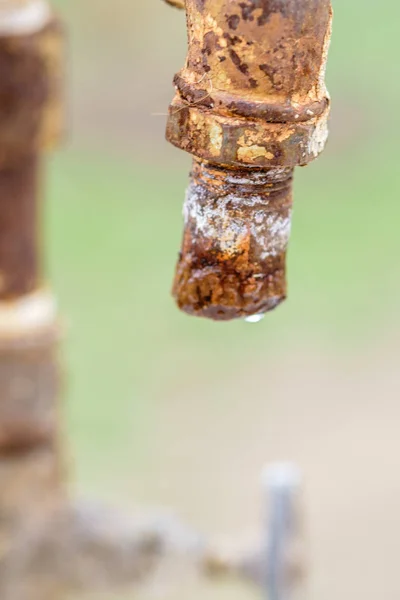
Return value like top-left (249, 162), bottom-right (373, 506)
top-left (0, 0), bottom-right (63, 449)
top-left (0, 3), bottom-right (65, 598)
top-left (166, 0), bottom-right (333, 320)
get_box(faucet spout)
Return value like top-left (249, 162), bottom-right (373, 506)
top-left (166, 0), bottom-right (333, 321)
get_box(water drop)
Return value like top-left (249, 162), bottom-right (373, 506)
top-left (244, 313), bottom-right (265, 324)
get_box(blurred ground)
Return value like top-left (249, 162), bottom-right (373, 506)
top-left (49, 1), bottom-right (400, 599)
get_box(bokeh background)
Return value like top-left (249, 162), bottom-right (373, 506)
top-left (50, 1), bottom-right (400, 599)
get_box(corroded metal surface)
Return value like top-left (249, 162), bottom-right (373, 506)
top-left (167, 101), bottom-right (329, 168)
top-left (0, 156), bottom-right (40, 299)
top-left (173, 161), bottom-right (293, 319)
top-left (167, 0), bottom-right (332, 167)
top-left (0, 323), bottom-right (60, 451)
top-left (0, 17), bottom-right (64, 166)
top-left (166, 0), bottom-right (332, 320)
top-left (0, 289), bottom-right (60, 452)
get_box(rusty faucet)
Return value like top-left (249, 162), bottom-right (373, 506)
top-left (164, 0), bottom-right (332, 321)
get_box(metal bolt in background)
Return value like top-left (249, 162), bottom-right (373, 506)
top-left (263, 463), bottom-right (304, 600)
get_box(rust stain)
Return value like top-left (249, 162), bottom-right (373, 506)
top-left (237, 145), bottom-right (274, 163)
top-left (0, 156), bottom-right (40, 299)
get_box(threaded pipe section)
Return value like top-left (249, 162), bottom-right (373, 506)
top-left (173, 160), bottom-right (294, 321)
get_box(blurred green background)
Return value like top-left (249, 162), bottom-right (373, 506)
top-left (49, 1), bottom-right (400, 599)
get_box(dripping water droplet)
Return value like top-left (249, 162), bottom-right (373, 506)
top-left (244, 313), bottom-right (265, 324)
